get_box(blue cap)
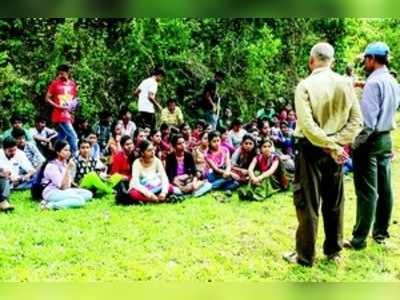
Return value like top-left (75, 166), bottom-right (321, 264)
top-left (364, 42), bottom-right (390, 57)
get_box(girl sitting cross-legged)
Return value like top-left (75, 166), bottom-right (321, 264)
top-left (205, 130), bottom-right (240, 195)
top-left (165, 134), bottom-right (212, 197)
top-left (231, 134), bottom-right (258, 184)
top-left (128, 139), bottom-right (179, 203)
top-left (238, 138), bottom-right (289, 201)
top-left (72, 139), bottom-right (123, 197)
top-left (40, 140), bottom-right (93, 210)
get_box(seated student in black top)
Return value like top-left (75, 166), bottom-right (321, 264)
top-left (72, 139), bottom-right (122, 196)
top-left (165, 134), bottom-right (212, 197)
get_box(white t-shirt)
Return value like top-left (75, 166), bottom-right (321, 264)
top-left (0, 148), bottom-right (34, 180)
top-left (129, 157), bottom-right (169, 194)
top-left (228, 129), bottom-right (247, 149)
top-left (118, 120), bottom-right (137, 137)
top-left (30, 127), bottom-right (57, 139)
top-left (138, 77), bottom-right (158, 113)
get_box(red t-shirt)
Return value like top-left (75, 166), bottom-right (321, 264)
top-left (110, 151), bottom-right (132, 180)
top-left (192, 129), bottom-right (201, 141)
top-left (48, 79), bottom-right (77, 123)
top-left (257, 153), bottom-right (279, 173)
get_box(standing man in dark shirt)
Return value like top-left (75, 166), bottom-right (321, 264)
top-left (201, 71), bottom-right (225, 130)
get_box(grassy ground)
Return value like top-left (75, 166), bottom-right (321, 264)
top-left (1, 128), bottom-right (399, 282)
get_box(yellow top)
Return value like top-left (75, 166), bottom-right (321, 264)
top-left (160, 106), bottom-right (184, 126)
top-left (294, 67), bottom-right (363, 157)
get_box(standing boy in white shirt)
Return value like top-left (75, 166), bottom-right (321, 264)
top-left (133, 68), bottom-right (165, 130)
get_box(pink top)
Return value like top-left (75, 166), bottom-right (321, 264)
top-left (161, 138), bottom-right (171, 152)
top-left (221, 138), bottom-right (235, 154)
top-left (119, 120), bottom-right (136, 137)
top-left (176, 160), bottom-right (185, 176)
top-left (206, 147), bottom-right (228, 169)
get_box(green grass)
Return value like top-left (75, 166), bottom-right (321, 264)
top-left (1, 128), bottom-right (399, 282)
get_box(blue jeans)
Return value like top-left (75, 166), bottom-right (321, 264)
top-left (204, 110), bottom-right (218, 130)
top-left (13, 173), bottom-right (38, 191)
top-left (46, 188), bottom-right (93, 210)
top-left (0, 175), bottom-right (33, 202)
top-left (14, 180), bottom-right (33, 190)
top-left (0, 177), bottom-right (11, 201)
top-left (57, 122), bottom-right (78, 154)
top-left (193, 181), bottom-right (213, 197)
top-left (207, 172), bottom-right (239, 191)
top-left (343, 158), bottom-right (353, 174)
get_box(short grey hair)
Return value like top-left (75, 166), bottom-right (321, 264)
top-left (310, 42), bottom-right (335, 62)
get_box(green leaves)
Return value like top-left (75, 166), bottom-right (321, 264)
top-left (0, 51), bottom-right (8, 65)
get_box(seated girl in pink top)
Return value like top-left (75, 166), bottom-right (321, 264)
top-left (205, 131), bottom-right (240, 194)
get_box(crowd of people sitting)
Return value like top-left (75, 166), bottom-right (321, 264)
top-left (0, 100), bottom-right (298, 211)
top-left (1, 38), bottom-right (399, 272)
top-left (1, 40), bottom-right (399, 270)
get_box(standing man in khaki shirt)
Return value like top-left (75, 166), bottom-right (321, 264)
top-left (283, 42), bottom-right (363, 267)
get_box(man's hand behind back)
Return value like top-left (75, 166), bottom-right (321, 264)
top-left (323, 147), bottom-right (349, 165)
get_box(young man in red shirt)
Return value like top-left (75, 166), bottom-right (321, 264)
top-left (46, 64), bottom-right (79, 154)
top-left (110, 135), bottom-right (135, 181)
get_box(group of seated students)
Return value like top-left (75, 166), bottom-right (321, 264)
top-left (0, 102), bottom-right (297, 212)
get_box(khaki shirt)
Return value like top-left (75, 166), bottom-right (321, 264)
top-left (160, 106), bottom-right (184, 127)
top-left (294, 67), bottom-right (363, 157)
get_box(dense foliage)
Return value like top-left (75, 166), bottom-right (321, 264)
top-left (0, 18), bottom-right (399, 129)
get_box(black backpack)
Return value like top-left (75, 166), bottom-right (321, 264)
top-left (115, 181), bottom-right (143, 205)
top-left (30, 163), bottom-right (49, 201)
